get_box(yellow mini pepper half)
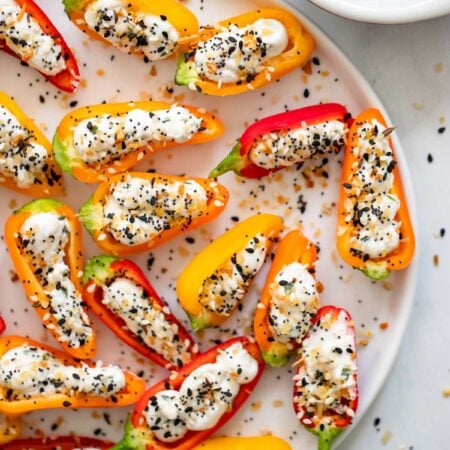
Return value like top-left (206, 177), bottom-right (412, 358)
top-left (194, 436), bottom-right (292, 450)
top-left (177, 214), bottom-right (283, 331)
top-left (175, 8), bottom-right (314, 96)
top-left (63, 0), bottom-right (198, 60)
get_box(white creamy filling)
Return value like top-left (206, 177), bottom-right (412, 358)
top-left (145, 390), bottom-right (187, 443)
top-left (144, 342), bottom-right (258, 443)
top-left (268, 261), bottom-right (318, 342)
top-left (102, 277), bottom-right (192, 367)
top-left (249, 120), bottom-right (346, 169)
top-left (84, 0), bottom-right (179, 60)
top-left (294, 311), bottom-right (357, 418)
top-left (345, 119), bottom-right (401, 259)
top-left (198, 234), bottom-right (268, 316)
top-left (0, 0), bottom-right (66, 75)
top-left (73, 105), bottom-right (201, 165)
top-left (194, 19), bottom-right (288, 83)
top-left (103, 175), bottom-right (208, 246)
top-left (20, 213), bottom-right (93, 348)
top-left (0, 105), bottom-right (49, 188)
top-left (0, 344), bottom-right (125, 400)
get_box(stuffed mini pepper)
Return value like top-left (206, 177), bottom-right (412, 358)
top-left (53, 101), bottom-right (223, 183)
top-left (337, 108), bottom-right (415, 280)
top-left (0, 336), bottom-right (145, 415)
top-left (79, 172), bottom-right (229, 256)
top-left (175, 8), bottom-right (314, 96)
top-left (254, 230), bottom-right (319, 367)
top-left (63, 0), bottom-right (198, 62)
top-left (0, 91), bottom-right (64, 197)
top-left (293, 306), bottom-right (358, 450)
top-left (112, 337), bottom-right (264, 450)
top-left (83, 255), bottom-right (198, 371)
top-left (2, 435), bottom-right (113, 449)
top-left (0, 0), bottom-right (79, 91)
top-left (210, 103), bottom-right (350, 178)
top-left (177, 214), bottom-right (283, 331)
top-left (5, 199), bottom-right (95, 359)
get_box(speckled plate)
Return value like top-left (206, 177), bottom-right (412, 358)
top-left (305, 0), bottom-right (450, 24)
top-left (0, 0), bottom-right (418, 447)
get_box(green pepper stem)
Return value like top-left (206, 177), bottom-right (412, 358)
top-left (318, 433), bottom-right (333, 450)
top-left (110, 416), bottom-right (150, 450)
top-left (209, 142), bottom-right (243, 178)
top-left (315, 426), bottom-right (342, 450)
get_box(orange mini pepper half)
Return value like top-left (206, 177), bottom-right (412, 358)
top-left (5, 199), bottom-right (96, 359)
top-left (254, 230), bottom-right (318, 367)
top-left (0, 91), bottom-right (64, 197)
top-left (79, 172), bottom-right (229, 256)
top-left (175, 8), bottom-right (314, 96)
top-left (177, 214), bottom-right (283, 331)
top-left (0, 336), bottom-right (145, 415)
top-left (336, 108), bottom-right (415, 281)
top-left (62, 0), bottom-right (198, 60)
top-left (52, 101), bottom-right (224, 183)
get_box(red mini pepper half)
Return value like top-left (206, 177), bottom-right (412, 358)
top-left (112, 337), bottom-right (264, 450)
top-left (0, 0), bottom-right (80, 92)
top-left (293, 306), bottom-right (358, 450)
top-left (2, 435), bottom-right (113, 450)
top-left (82, 255), bottom-right (198, 371)
top-left (210, 103), bottom-right (351, 179)
top-left (0, 317), bottom-right (5, 335)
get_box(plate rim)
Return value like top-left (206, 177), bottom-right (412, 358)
top-left (278, 0), bottom-right (419, 443)
top-left (0, 0), bottom-right (419, 444)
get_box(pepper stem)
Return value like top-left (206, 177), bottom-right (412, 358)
top-left (110, 416), bottom-right (151, 450)
top-left (315, 426), bottom-right (342, 450)
top-left (209, 142), bottom-right (243, 178)
top-left (361, 261), bottom-right (390, 281)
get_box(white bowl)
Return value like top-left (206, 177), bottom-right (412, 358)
top-left (308, 0), bottom-right (450, 23)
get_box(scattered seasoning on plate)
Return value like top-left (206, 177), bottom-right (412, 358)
top-left (381, 430), bottom-right (393, 445)
top-left (146, 254), bottom-right (155, 271)
top-left (433, 254), bottom-right (440, 266)
top-left (438, 127), bottom-right (446, 134)
top-left (427, 153), bottom-right (433, 163)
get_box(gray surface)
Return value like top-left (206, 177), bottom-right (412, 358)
top-left (292, 2), bottom-right (450, 448)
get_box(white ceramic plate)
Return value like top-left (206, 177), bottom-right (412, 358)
top-left (0, 0), bottom-right (418, 447)
top-left (306, 0), bottom-right (450, 24)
